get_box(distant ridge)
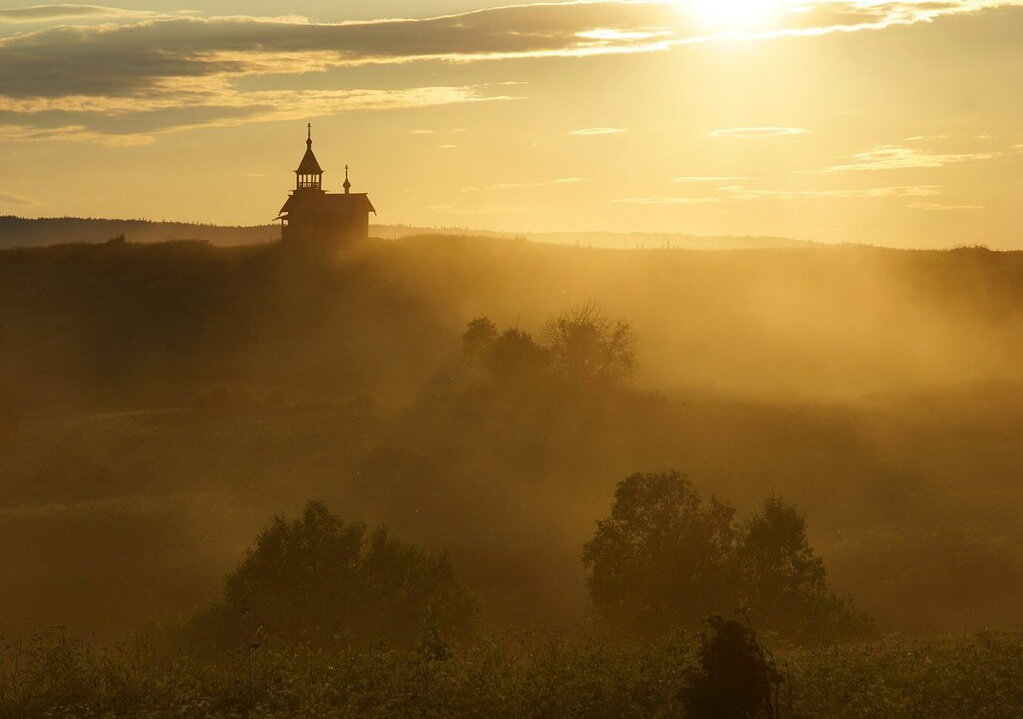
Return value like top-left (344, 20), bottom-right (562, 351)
top-left (0, 215), bottom-right (816, 251)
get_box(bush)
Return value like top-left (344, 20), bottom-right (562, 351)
top-left (583, 472), bottom-right (868, 641)
top-left (189, 500), bottom-right (477, 648)
top-left (683, 615), bottom-right (784, 719)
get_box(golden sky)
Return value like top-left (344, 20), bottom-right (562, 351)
top-left (1, 0), bottom-right (1021, 247)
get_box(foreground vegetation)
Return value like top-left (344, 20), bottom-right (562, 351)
top-left (2, 630), bottom-right (1020, 718)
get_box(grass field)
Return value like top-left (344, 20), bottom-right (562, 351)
top-left (2, 631), bottom-right (1021, 718)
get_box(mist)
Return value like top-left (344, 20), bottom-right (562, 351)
top-left (2, 234), bottom-right (1021, 642)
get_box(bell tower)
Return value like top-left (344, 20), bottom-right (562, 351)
top-left (295, 123), bottom-right (323, 191)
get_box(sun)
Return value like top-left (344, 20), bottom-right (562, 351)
top-left (682, 0), bottom-right (783, 32)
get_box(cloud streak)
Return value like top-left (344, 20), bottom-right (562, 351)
top-left (710, 127), bottom-right (809, 138)
top-left (0, 4), bottom-right (152, 22)
top-left (616, 183), bottom-right (943, 204)
top-left (0, 85), bottom-right (517, 144)
top-left (463, 177), bottom-right (587, 191)
top-left (820, 144), bottom-right (1001, 172)
top-left (0, 190), bottom-right (40, 205)
top-left (569, 127), bottom-right (627, 136)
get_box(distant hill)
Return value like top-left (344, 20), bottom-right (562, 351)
top-left (0, 216), bottom-right (278, 248)
top-left (0, 215), bottom-right (815, 251)
top-left (525, 231), bottom-right (816, 250)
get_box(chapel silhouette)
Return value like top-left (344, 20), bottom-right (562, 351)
top-left (277, 124), bottom-right (375, 252)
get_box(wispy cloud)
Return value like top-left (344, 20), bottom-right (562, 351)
top-left (710, 127), bottom-right (809, 138)
top-left (616, 184), bottom-right (942, 204)
top-left (727, 185), bottom-right (941, 199)
top-left (569, 127), bottom-right (627, 136)
top-left (0, 4), bottom-right (153, 22)
top-left (614, 196), bottom-right (722, 205)
top-left (909, 202), bottom-right (987, 210)
top-left (427, 203), bottom-right (536, 214)
top-left (0, 85), bottom-right (517, 144)
top-left (0, 191), bottom-right (40, 205)
top-left (820, 145), bottom-right (1001, 172)
top-left (672, 176), bottom-right (747, 183)
top-left (463, 177), bottom-right (587, 192)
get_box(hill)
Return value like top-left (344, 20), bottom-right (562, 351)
top-left (0, 215), bottom-right (816, 251)
top-left (1, 236), bottom-right (1022, 639)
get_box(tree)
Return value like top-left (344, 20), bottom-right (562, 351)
top-left (737, 496), bottom-right (869, 641)
top-left (192, 500), bottom-right (477, 647)
top-left (462, 316), bottom-right (549, 384)
top-left (583, 474), bottom-right (871, 641)
top-left (462, 316), bottom-right (497, 370)
top-left (582, 472), bottom-right (737, 635)
top-left (487, 328), bottom-right (550, 383)
top-left (683, 615), bottom-right (784, 719)
top-left (541, 303), bottom-right (635, 383)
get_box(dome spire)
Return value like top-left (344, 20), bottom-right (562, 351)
top-left (343, 164), bottom-right (351, 194)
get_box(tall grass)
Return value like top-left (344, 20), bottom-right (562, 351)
top-left (2, 631), bottom-right (1020, 718)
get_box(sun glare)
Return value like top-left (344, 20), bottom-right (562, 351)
top-left (682, 0), bottom-right (783, 32)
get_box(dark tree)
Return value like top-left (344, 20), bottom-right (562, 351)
top-left (193, 500), bottom-right (477, 647)
top-left (462, 316), bottom-right (498, 370)
top-left (584, 475), bottom-right (871, 641)
top-left (737, 496), bottom-right (869, 641)
top-left (541, 303), bottom-right (635, 383)
top-left (462, 316), bottom-right (549, 384)
top-left (683, 615), bottom-right (783, 719)
top-left (582, 472), bottom-right (737, 635)
top-left (487, 328), bottom-right (550, 383)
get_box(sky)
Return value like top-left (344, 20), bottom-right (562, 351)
top-left (0, 0), bottom-right (1022, 247)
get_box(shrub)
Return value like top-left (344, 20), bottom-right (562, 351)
top-left (584, 473), bottom-right (869, 641)
top-left (189, 500), bottom-right (477, 648)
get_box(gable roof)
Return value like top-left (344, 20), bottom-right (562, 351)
top-left (279, 191), bottom-right (375, 216)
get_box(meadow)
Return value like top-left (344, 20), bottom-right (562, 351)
top-left (2, 630), bottom-right (1021, 718)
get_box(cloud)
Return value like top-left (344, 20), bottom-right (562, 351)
top-left (0, 4), bottom-right (151, 22)
top-left (569, 127), bottom-right (627, 136)
top-left (726, 185), bottom-right (942, 199)
top-left (614, 196), bottom-right (723, 205)
top-left (909, 202), bottom-right (986, 210)
top-left (0, 1), bottom-right (1015, 140)
top-left (710, 127), bottom-right (809, 138)
top-left (427, 203), bottom-right (536, 214)
top-left (0, 191), bottom-right (39, 205)
top-left (672, 176), bottom-right (747, 183)
top-left (616, 184), bottom-right (942, 204)
top-left (820, 145), bottom-right (1001, 172)
top-left (0, 85), bottom-right (517, 143)
top-left (463, 177), bottom-right (587, 191)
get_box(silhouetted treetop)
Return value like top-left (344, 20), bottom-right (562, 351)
top-left (461, 304), bottom-right (634, 387)
top-left (583, 471), bottom-right (737, 636)
top-left (542, 303), bottom-right (636, 383)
